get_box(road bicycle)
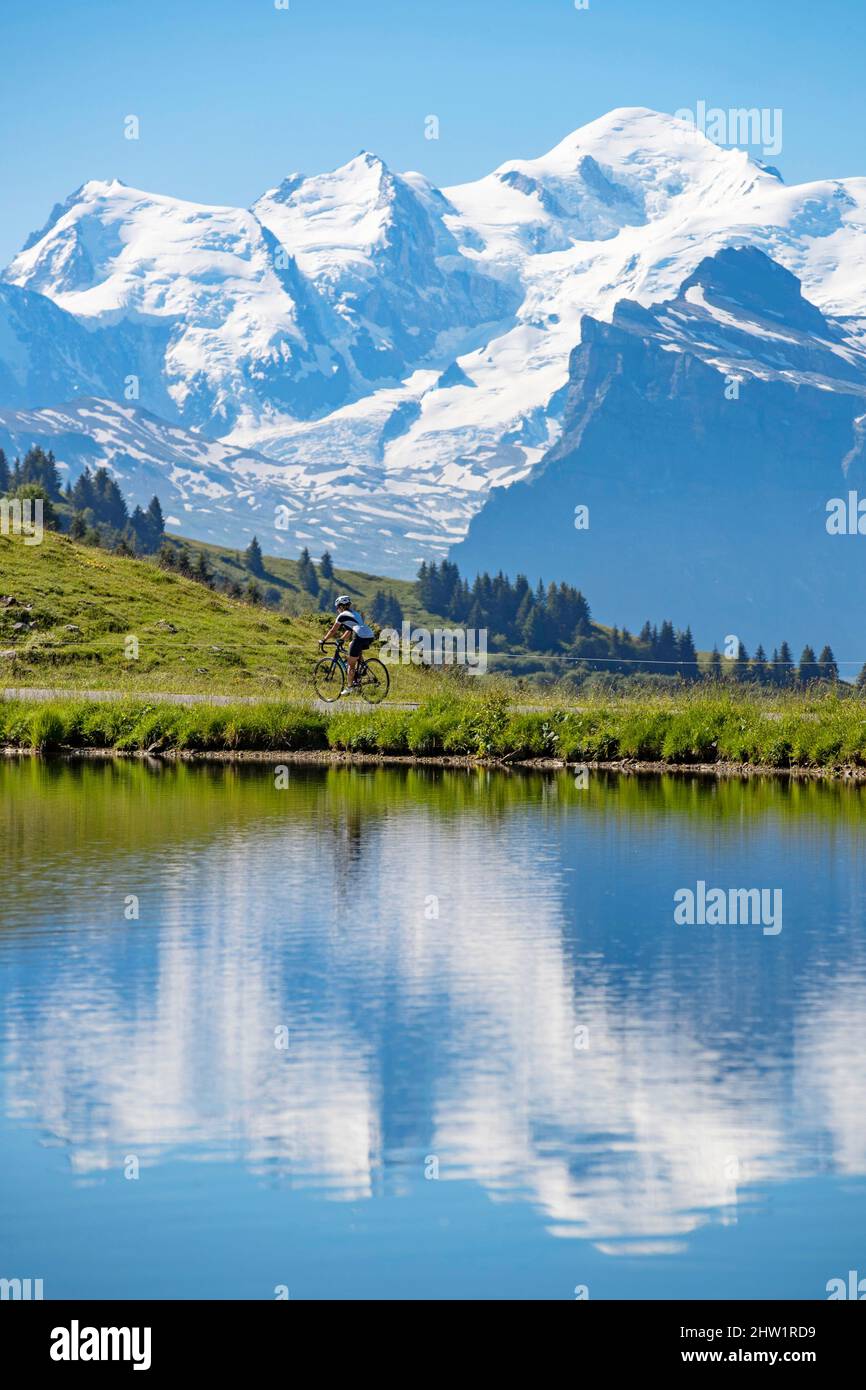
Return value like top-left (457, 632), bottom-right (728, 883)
top-left (313, 638), bottom-right (390, 704)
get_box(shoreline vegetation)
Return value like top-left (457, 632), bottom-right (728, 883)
top-left (3, 689), bottom-right (866, 778)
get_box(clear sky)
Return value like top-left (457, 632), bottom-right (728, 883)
top-left (2, 0), bottom-right (864, 265)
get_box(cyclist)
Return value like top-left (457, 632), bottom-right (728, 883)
top-left (321, 596), bottom-right (375, 693)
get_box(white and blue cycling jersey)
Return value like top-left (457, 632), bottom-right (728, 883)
top-left (337, 610), bottom-right (374, 641)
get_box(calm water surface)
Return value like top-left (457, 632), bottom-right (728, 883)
top-left (1, 759), bottom-right (865, 1299)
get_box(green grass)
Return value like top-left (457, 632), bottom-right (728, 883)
top-left (2, 686), bottom-right (866, 770)
top-left (0, 530), bottom-right (454, 700)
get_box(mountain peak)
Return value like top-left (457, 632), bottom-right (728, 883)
top-left (537, 106), bottom-right (750, 169)
top-left (259, 150), bottom-right (394, 211)
top-left (334, 149), bottom-right (393, 187)
top-left (81, 176), bottom-right (129, 195)
top-left (681, 245), bottom-right (829, 335)
top-left (16, 179), bottom-right (132, 256)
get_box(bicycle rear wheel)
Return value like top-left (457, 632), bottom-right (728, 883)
top-left (358, 658), bottom-right (390, 704)
top-left (313, 657), bottom-right (345, 702)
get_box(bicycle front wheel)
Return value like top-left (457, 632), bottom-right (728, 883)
top-left (313, 657), bottom-right (345, 702)
top-left (358, 658), bottom-right (390, 704)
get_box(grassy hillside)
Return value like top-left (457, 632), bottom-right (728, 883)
top-left (3, 529), bottom-right (856, 707)
top-left (0, 531), bottom-right (451, 699)
top-left (158, 534), bottom-right (626, 686)
top-left (160, 533), bottom-right (425, 620)
top-left (158, 535), bottom-right (595, 682)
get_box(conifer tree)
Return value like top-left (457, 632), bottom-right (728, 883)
top-left (678, 626), bottom-right (699, 679)
top-left (128, 506), bottom-right (149, 552)
top-left (523, 604), bottom-right (553, 652)
top-left (72, 468), bottom-right (96, 514)
top-left (145, 495), bottom-right (165, 549)
top-left (817, 645), bottom-right (838, 682)
top-left (778, 641), bottom-right (795, 685)
top-left (768, 648), bottom-right (781, 686)
top-left (194, 552), bottom-right (213, 587)
top-left (731, 640), bottom-right (749, 682)
top-left (20, 446), bottom-right (63, 499)
top-left (13, 483), bottom-right (57, 529)
top-left (91, 468), bottom-right (128, 529)
top-left (751, 644), bottom-right (768, 684)
top-left (798, 645), bottom-right (818, 684)
top-left (245, 536), bottom-right (265, 577)
top-left (297, 546), bottom-right (319, 594)
top-left (370, 590), bottom-right (403, 627)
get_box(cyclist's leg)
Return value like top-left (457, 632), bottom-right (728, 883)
top-left (346, 635), bottom-right (372, 689)
top-left (345, 635), bottom-right (362, 688)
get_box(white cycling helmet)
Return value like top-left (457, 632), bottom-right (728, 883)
top-left (334, 595), bottom-right (351, 609)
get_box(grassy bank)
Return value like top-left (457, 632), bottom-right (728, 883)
top-left (3, 688), bottom-right (866, 770)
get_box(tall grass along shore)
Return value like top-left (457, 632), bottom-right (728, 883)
top-left (3, 688), bottom-right (866, 773)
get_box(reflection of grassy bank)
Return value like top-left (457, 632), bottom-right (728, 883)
top-left (3, 687), bottom-right (866, 772)
top-left (3, 752), bottom-right (866, 867)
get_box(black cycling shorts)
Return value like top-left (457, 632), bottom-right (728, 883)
top-left (348, 633), bottom-right (373, 658)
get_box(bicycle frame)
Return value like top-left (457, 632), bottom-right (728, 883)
top-left (321, 640), bottom-right (369, 685)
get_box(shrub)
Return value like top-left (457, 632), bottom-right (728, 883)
top-left (27, 707), bottom-right (66, 751)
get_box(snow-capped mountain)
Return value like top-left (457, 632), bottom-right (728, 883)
top-left (253, 153), bottom-right (515, 383)
top-left (454, 246), bottom-right (866, 658)
top-left (4, 179), bottom-right (353, 432)
top-left (3, 107), bottom-right (866, 620)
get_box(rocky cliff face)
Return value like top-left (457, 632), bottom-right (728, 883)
top-left (453, 248), bottom-right (866, 659)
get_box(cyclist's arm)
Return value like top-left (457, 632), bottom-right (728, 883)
top-left (322, 620), bottom-right (343, 642)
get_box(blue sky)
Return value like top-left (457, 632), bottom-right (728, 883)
top-left (2, 0), bottom-right (864, 265)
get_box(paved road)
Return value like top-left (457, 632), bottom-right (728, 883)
top-left (1, 687), bottom-right (792, 719)
top-left (2, 686), bottom-right (423, 713)
top-left (2, 686), bottom-right (576, 715)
